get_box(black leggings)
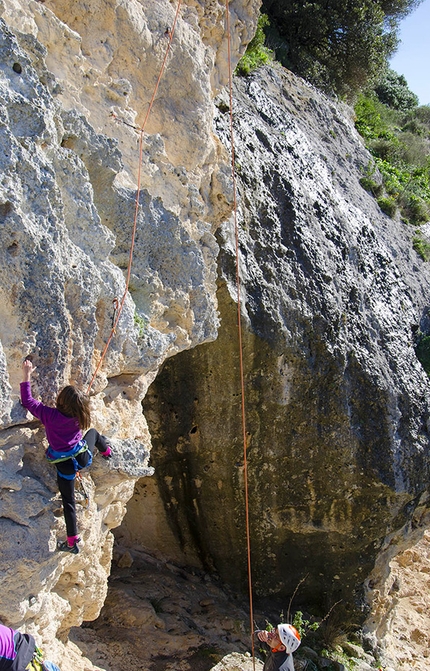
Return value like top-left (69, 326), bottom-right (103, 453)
top-left (56, 429), bottom-right (108, 538)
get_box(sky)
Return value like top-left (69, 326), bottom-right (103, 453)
top-left (389, 0), bottom-right (430, 105)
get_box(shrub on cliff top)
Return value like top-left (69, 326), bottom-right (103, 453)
top-left (374, 69), bottom-right (419, 111)
top-left (355, 91), bottom-right (430, 231)
top-left (236, 13), bottom-right (274, 76)
top-left (261, 0), bottom-right (423, 99)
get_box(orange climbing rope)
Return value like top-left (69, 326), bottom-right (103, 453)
top-left (86, 3), bottom-right (256, 662)
top-left (224, 1), bottom-right (256, 666)
top-left (87, 0), bottom-right (183, 393)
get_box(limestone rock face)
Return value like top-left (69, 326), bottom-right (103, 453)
top-left (2, 0), bottom-right (430, 667)
top-left (123, 66), bottom-right (430, 631)
top-left (364, 524), bottom-right (430, 669)
top-left (0, 0), bottom-right (259, 668)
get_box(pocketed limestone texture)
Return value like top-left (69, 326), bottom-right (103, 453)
top-left (0, 1), bottom-right (258, 669)
top-left (1, 1), bottom-right (430, 670)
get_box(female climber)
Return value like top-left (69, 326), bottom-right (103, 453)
top-left (20, 359), bottom-right (112, 555)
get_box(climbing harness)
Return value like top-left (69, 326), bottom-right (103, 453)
top-left (87, 0), bottom-right (183, 394)
top-left (46, 440), bottom-right (91, 506)
top-left (27, 649), bottom-right (61, 671)
top-left (25, 646), bottom-right (44, 671)
top-left (45, 439), bottom-right (92, 484)
top-left (45, 438), bottom-right (89, 464)
top-left (224, 0), bottom-right (255, 666)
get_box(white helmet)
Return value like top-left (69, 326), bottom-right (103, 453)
top-left (278, 624), bottom-right (301, 653)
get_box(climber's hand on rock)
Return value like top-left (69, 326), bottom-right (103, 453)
top-left (22, 359), bottom-right (36, 381)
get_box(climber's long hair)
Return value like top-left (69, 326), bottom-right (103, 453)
top-left (56, 385), bottom-right (91, 430)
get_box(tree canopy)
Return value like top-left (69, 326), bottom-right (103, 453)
top-left (374, 69), bottom-right (419, 110)
top-left (261, 0), bottom-right (423, 98)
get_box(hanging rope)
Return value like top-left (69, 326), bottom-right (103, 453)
top-left (86, 5), bottom-right (256, 662)
top-left (87, 0), bottom-right (183, 393)
top-left (224, 1), bottom-right (256, 666)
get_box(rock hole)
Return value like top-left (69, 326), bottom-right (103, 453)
top-left (7, 241), bottom-right (19, 256)
top-left (0, 201), bottom-right (13, 220)
top-left (190, 426), bottom-right (198, 434)
top-left (61, 136), bottom-right (76, 149)
top-left (12, 63), bottom-right (22, 74)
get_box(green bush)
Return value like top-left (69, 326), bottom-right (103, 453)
top-left (374, 158), bottom-right (408, 195)
top-left (397, 132), bottom-right (430, 166)
top-left (403, 104), bottom-right (430, 127)
top-left (403, 194), bottom-right (430, 224)
top-left (401, 118), bottom-right (428, 137)
top-left (355, 91), bottom-right (430, 232)
top-left (416, 334), bottom-right (430, 373)
top-left (354, 95), bottom-right (387, 140)
top-left (292, 611), bottom-right (320, 639)
top-left (377, 196), bottom-right (397, 217)
top-left (236, 13), bottom-right (274, 76)
top-left (369, 137), bottom-right (401, 162)
top-left (413, 235), bottom-right (430, 262)
top-left (374, 68), bottom-right (419, 111)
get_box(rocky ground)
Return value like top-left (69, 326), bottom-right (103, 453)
top-left (70, 545), bottom-right (255, 671)
top-left (69, 544), bottom-right (385, 671)
top-left (68, 533), bottom-right (430, 671)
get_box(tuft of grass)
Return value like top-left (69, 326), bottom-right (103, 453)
top-left (134, 311), bottom-right (147, 337)
top-left (377, 195), bottom-right (397, 217)
top-left (321, 647), bottom-right (358, 671)
top-left (359, 176), bottom-right (383, 197)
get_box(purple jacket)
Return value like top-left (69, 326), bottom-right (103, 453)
top-left (0, 624), bottom-right (35, 671)
top-left (20, 381), bottom-right (82, 453)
